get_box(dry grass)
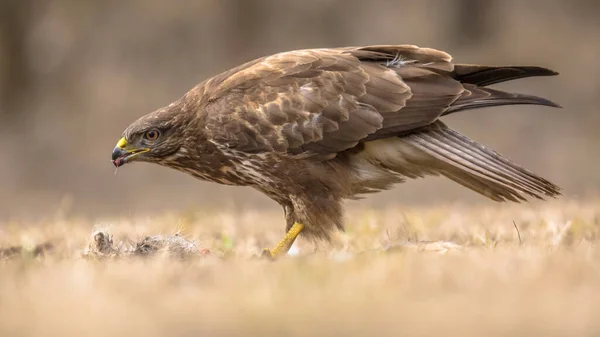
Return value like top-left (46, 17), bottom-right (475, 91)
top-left (1, 199), bottom-right (600, 337)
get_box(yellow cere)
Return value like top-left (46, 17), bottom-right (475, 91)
top-left (116, 137), bottom-right (127, 149)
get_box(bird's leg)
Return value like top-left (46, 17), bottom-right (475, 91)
top-left (261, 222), bottom-right (304, 259)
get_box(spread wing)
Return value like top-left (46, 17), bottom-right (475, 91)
top-left (201, 45), bottom-right (465, 158)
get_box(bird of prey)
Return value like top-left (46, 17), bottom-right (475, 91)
top-left (112, 45), bottom-right (561, 258)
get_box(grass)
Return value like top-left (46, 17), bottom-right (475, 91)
top-left (1, 198), bottom-right (600, 336)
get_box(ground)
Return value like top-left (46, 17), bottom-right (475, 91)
top-left (1, 199), bottom-right (599, 336)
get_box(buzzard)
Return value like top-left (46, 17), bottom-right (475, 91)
top-left (111, 45), bottom-right (561, 258)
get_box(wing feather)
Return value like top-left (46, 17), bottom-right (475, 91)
top-left (202, 45), bottom-right (460, 158)
top-left (197, 44), bottom-right (558, 158)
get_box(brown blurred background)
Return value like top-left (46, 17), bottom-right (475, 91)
top-left (1, 0), bottom-right (598, 220)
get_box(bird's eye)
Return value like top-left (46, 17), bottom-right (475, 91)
top-left (144, 129), bottom-right (160, 141)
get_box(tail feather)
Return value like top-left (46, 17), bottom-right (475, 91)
top-left (351, 121), bottom-right (561, 202)
top-left (401, 121), bottom-right (561, 201)
top-left (438, 166), bottom-right (526, 202)
top-left (436, 126), bottom-right (557, 196)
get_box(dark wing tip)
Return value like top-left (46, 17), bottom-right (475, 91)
top-left (507, 66), bottom-right (560, 78)
top-left (534, 93), bottom-right (562, 109)
top-left (452, 65), bottom-right (560, 87)
top-left (522, 66), bottom-right (559, 77)
top-left (535, 96), bottom-right (563, 109)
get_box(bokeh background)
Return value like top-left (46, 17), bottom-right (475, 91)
top-left (1, 0), bottom-right (599, 220)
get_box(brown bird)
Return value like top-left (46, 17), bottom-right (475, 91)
top-left (111, 45), bottom-right (561, 258)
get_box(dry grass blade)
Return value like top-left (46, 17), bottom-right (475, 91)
top-left (513, 220), bottom-right (523, 245)
top-left (0, 199), bottom-right (600, 337)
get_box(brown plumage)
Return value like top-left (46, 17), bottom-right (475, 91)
top-left (111, 44), bottom-right (561, 256)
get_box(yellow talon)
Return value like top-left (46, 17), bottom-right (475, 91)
top-left (261, 222), bottom-right (304, 259)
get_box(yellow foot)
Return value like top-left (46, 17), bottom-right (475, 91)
top-left (259, 222), bottom-right (304, 260)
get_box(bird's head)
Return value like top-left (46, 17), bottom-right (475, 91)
top-left (111, 105), bottom-right (193, 168)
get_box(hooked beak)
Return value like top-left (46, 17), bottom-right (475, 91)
top-left (111, 137), bottom-right (149, 167)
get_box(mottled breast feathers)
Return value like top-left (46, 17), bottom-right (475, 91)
top-left (201, 45), bottom-right (465, 159)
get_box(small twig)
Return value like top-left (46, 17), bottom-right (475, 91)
top-left (513, 220), bottom-right (522, 245)
top-left (401, 222), bottom-right (410, 242)
top-left (401, 214), bottom-right (417, 242)
top-left (380, 228), bottom-right (393, 250)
